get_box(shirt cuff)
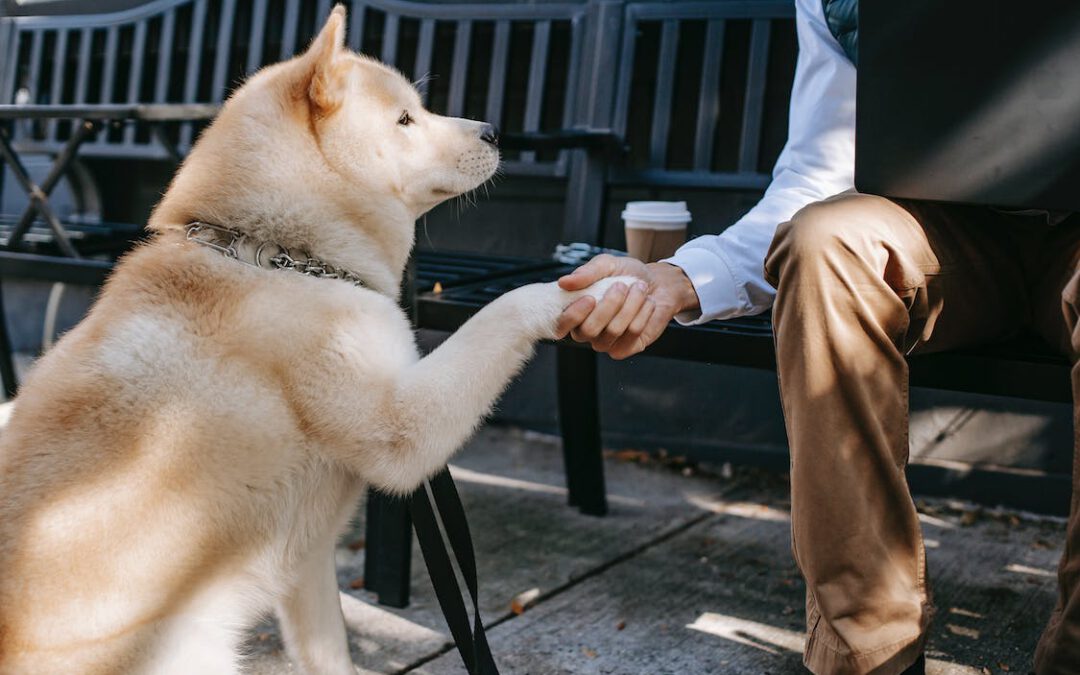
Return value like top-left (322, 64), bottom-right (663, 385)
top-left (661, 246), bottom-right (742, 326)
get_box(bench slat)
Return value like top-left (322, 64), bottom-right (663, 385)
top-left (381, 13), bottom-right (400, 66)
top-left (348, 3), bottom-right (366, 53)
top-left (649, 19), bottom-right (679, 167)
top-left (101, 26), bottom-right (119, 105)
top-left (153, 12), bottom-right (175, 103)
top-left (612, 12), bottom-right (637, 136)
top-left (521, 20), bottom-right (551, 163)
top-left (738, 18), bottom-right (770, 173)
top-left (447, 20), bottom-right (472, 117)
top-left (316, 0), bottom-right (332, 25)
top-left (280, 0), bottom-right (300, 60)
top-left (694, 19), bottom-right (725, 171)
top-left (75, 28), bottom-right (92, 104)
top-left (123, 21), bottom-right (148, 145)
top-left (246, 0), bottom-right (268, 73)
top-left (179, 0), bottom-right (208, 148)
top-left (211, 0), bottom-right (237, 101)
top-left (414, 18), bottom-right (435, 103)
top-left (46, 28), bottom-right (68, 140)
top-left (26, 30), bottom-right (43, 104)
top-left (485, 20), bottom-right (511, 126)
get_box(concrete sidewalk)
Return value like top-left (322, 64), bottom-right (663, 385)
top-left (244, 426), bottom-right (1066, 675)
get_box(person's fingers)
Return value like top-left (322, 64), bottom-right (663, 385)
top-left (570, 282), bottom-right (628, 342)
top-left (640, 303), bottom-right (674, 348)
top-left (593, 282), bottom-right (648, 350)
top-left (609, 300), bottom-right (656, 359)
top-left (558, 254), bottom-right (618, 291)
top-left (554, 296), bottom-right (595, 339)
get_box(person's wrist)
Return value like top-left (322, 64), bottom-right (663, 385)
top-left (650, 262), bottom-right (700, 314)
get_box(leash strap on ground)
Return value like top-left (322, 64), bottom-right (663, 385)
top-left (409, 467), bottom-right (499, 675)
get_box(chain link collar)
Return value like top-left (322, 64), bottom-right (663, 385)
top-left (185, 221), bottom-right (367, 289)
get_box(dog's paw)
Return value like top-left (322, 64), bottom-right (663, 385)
top-left (561, 275), bottom-right (641, 306)
top-left (501, 275), bottom-right (643, 341)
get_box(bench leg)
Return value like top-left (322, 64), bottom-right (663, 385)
top-left (0, 278), bottom-right (18, 399)
top-left (363, 489), bottom-right (412, 608)
top-left (556, 346), bottom-right (608, 516)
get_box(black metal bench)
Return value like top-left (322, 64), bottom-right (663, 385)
top-left (419, 0), bottom-right (1075, 525)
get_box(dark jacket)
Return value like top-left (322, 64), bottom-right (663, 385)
top-left (822, 0), bottom-right (858, 64)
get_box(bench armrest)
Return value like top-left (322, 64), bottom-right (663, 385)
top-left (500, 129), bottom-right (625, 156)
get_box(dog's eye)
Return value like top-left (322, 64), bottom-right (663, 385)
top-left (398, 111), bottom-right (412, 126)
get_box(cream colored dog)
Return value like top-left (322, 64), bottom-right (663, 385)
top-left (0, 7), bottom-right (629, 674)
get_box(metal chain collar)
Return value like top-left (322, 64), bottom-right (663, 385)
top-left (185, 221), bottom-right (366, 288)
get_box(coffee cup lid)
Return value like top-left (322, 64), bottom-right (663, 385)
top-left (621, 201), bottom-right (692, 224)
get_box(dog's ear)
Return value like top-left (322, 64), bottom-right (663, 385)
top-left (305, 5), bottom-right (347, 115)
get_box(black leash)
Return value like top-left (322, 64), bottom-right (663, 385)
top-left (409, 466), bottom-right (499, 675)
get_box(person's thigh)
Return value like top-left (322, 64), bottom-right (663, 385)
top-left (769, 192), bottom-right (1031, 354)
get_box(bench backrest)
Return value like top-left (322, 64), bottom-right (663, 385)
top-left (0, 0), bottom-right (595, 178)
top-left (560, 0), bottom-right (796, 245)
top-left (0, 0), bottom-right (799, 246)
top-left (612, 1), bottom-right (796, 192)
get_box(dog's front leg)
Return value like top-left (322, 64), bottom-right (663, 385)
top-left (277, 548), bottom-right (355, 675)
top-left (363, 277), bottom-right (634, 494)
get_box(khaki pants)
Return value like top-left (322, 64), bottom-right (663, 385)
top-left (763, 192), bottom-right (1080, 674)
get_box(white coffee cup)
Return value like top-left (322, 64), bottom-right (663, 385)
top-left (622, 201), bottom-right (692, 263)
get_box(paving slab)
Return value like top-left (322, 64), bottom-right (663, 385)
top-left (238, 425), bottom-right (1066, 675)
top-left (417, 483), bottom-right (1064, 675)
top-left (242, 426), bottom-right (741, 674)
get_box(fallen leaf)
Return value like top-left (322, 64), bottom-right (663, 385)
top-left (998, 663), bottom-right (1010, 672)
top-left (615, 620), bottom-right (626, 631)
top-left (433, 281), bottom-right (443, 294)
top-left (349, 577), bottom-right (365, 590)
top-left (581, 647), bottom-right (597, 659)
top-left (347, 538), bottom-right (365, 552)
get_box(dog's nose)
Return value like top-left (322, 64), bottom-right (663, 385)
top-left (479, 123), bottom-right (499, 147)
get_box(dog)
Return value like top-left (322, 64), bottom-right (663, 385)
top-left (0, 7), bottom-right (629, 674)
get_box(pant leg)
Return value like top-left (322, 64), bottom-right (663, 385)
top-left (1030, 217), bottom-right (1080, 675)
top-left (763, 193), bottom-right (1031, 675)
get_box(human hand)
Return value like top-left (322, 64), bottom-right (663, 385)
top-left (553, 254), bottom-right (700, 359)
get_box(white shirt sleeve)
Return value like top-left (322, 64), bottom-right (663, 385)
top-left (663, 0), bottom-right (856, 325)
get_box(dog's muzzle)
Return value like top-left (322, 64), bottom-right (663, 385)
top-left (479, 123), bottom-right (499, 147)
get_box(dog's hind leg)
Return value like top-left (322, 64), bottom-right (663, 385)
top-left (277, 547), bottom-right (355, 675)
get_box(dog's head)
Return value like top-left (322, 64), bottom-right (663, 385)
top-left (151, 6), bottom-right (499, 295)
top-left (291, 6), bottom-right (500, 215)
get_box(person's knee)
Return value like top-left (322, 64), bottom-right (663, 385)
top-left (766, 194), bottom-right (873, 286)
